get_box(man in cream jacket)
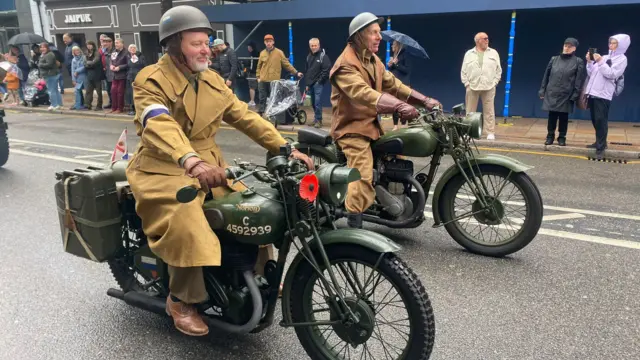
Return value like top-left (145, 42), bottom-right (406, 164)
top-left (461, 32), bottom-right (502, 140)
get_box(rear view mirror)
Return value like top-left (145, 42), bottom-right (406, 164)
top-left (452, 103), bottom-right (465, 115)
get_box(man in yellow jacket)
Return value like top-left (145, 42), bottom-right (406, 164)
top-left (125, 5), bottom-right (313, 337)
top-left (256, 34), bottom-right (303, 115)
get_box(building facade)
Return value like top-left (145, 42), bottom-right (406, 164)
top-left (202, 0), bottom-right (640, 122)
top-left (41, 0), bottom-right (227, 66)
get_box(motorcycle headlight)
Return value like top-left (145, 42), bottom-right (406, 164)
top-left (460, 112), bottom-right (483, 139)
top-left (314, 163), bottom-right (361, 205)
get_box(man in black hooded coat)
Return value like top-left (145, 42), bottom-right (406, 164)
top-left (538, 37), bottom-right (586, 146)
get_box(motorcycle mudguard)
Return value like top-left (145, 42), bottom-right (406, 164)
top-left (279, 228), bottom-right (401, 322)
top-left (430, 154), bottom-right (533, 225)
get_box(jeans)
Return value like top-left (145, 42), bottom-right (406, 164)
top-left (58, 72), bottom-right (65, 93)
top-left (258, 81), bottom-right (272, 114)
top-left (74, 86), bottom-right (86, 109)
top-left (18, 80), bottom-right (24, 101)
top-left (309, 82), bottom-right (324, 122)
top-left (45, 74), bottom-right (62, 107)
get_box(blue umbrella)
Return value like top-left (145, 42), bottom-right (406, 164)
top-left (381, 30), bottom-right (429, 59)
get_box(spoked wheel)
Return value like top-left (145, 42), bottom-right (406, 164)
top-left (296, 109), bottom-right (307, 125)
top-left (439, 164), bottom-right (543, 257)
top-left (108, 210), bottom-right (166, 296)
top-left (289, 244), bottom-right (435, 360)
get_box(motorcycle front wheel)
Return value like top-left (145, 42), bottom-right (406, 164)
top-left (438, 164), bottom-right (543, 257)
top-left (288, 244), bottom-right (435, 360)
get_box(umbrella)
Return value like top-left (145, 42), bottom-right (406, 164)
top-left (7, 32), bottom-right (48, 46)
top-left (381, 30), bottom-right (429, 59)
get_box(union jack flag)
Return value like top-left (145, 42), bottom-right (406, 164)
top-left (110, 128), bottom-right (129, 164)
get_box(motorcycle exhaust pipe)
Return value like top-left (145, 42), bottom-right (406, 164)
top-left (106, 288), bottom-right (168, 316)
top-left (105, 270), bottom-right (263, 335)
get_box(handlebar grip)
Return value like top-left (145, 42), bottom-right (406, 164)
top-left (176, 167), bottom-right (237, 203)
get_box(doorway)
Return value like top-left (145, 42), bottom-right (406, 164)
top-left (140, 31), bottom-right (161, 65)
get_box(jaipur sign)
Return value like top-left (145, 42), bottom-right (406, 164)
top-left (64, 14), bottom-right (93, 24)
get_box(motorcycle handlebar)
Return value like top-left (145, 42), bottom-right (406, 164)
top-left (175, 168), bottom-right (237, 204)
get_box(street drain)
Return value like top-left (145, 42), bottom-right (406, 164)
top-left (610, 142), bottom-right (633, 146)
top-left (587, 157), bottom-right (629, 164)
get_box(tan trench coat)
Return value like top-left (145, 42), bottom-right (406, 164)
top-left (256, 47), bottom-right (298, 82)
top-left (329, 44), bottom-right (412, 141)
top-left (125, 54), bottom-right (287, 267)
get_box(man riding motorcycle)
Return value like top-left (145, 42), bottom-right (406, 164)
top-left (125, 5), bottom-right (313, 337)
top-left (329, 12), bottom-right (441, 228)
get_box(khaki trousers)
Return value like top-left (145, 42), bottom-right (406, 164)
top-left (465, 86), bottom-right (496, 134)
top-left (337, 135), bottom-right (375, 214)
top-left (168, 245), bottom-right (276, 304)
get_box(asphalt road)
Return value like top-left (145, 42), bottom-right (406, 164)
top-left (1, 111), bottom-right (639, 360)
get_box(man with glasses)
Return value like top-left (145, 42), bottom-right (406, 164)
top-left (460, 32), bottom-right (502, 140)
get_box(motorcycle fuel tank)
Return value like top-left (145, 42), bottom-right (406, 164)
top-left (203, 187), bottom-right (287, 247)
top-left (373, 126), bottom-right (439, 157)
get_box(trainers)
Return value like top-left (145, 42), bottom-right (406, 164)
top-left (248, 101), bottom-right (256, 107)
top-left (487, 133), bottom-right (495, 140)
top-left (47, 106), bottom-right (54, 111)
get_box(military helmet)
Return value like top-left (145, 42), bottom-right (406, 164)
top-left (158, 5), bottom-right (213, 46)
top-left (348, 12), bottom-right (384, 39)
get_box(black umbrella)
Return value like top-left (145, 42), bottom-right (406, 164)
top-left (8, 32), bottom-right (48, 46)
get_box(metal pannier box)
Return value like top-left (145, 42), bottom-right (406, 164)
top-left (54, 166), bottom-right (122, 262)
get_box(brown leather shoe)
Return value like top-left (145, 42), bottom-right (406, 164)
top-left (165, 296), bottom-right (209, 336)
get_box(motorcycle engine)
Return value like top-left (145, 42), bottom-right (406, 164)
top-left (375, 158), bottom-right (415, 219)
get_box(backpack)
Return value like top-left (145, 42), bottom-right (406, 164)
top-left (614, 75), bottom-right (624, 96)
top-left (606, 58), bottom-right (624, 96)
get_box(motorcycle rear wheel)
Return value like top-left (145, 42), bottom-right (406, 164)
top-left (438, 164), bottom-right (543, 257)
top-left (288, 244), bottom-right (435, 360)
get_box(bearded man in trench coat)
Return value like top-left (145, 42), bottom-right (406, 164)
top-left (329, 12), bottom-right (441, 228)
top-left (125, 5), bottom-right (313, 337)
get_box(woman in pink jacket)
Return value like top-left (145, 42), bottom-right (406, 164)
top-left (584, 34), bottom-right (630, 159)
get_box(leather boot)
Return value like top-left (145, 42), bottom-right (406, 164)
top-left (347, 213), bottom-right (363, 229)
top-left (165, 295), bottom-right (209, 336)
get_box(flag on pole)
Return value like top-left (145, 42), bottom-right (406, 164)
top-left (110, 128), bottom-right (129, 164)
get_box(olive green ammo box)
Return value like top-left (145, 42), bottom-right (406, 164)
top-left (54, 166), bottom-right (122, 262)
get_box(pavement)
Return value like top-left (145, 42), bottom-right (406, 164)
top-left (2, 89), bottom-right (639, 161)
top-left (1, 111), bottom-right (640, 360)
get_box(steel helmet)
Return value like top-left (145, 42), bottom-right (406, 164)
top-left (158, 5), bottom-right (213, 46)
top-left (348, 12), bottom-right (384, 39)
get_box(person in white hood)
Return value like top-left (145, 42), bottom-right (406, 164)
top-left (584, 34), bottom-right (630, 158)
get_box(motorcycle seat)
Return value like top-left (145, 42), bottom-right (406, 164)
top-left (298, 127), bottom-right (333, 147)
top-left (371, 138), bottom-right (404, 156)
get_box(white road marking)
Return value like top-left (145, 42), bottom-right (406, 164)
top-left (537, 228), bottom-right (640, 250)
top-left (9, 139), bottom-right (113, 154)
top-left (423, 211), bottom-right (640, 250)
top-left (9, 149), bottom-right (105, 167)
top-left (8, 137), bottom-right (640, 226)
top-left (542, 213), bottom-right (586, 221)
top-left (75, 154), bottom-right (110, 159)
top-left (430, 191), bottom-right (640, 221)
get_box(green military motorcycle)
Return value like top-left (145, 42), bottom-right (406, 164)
top-left (0, 109), bottom-right (9, 167)
top-left (54, 144), bottom-right (436, 360)
top-left (291, 104), bottom-right (544, 257)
